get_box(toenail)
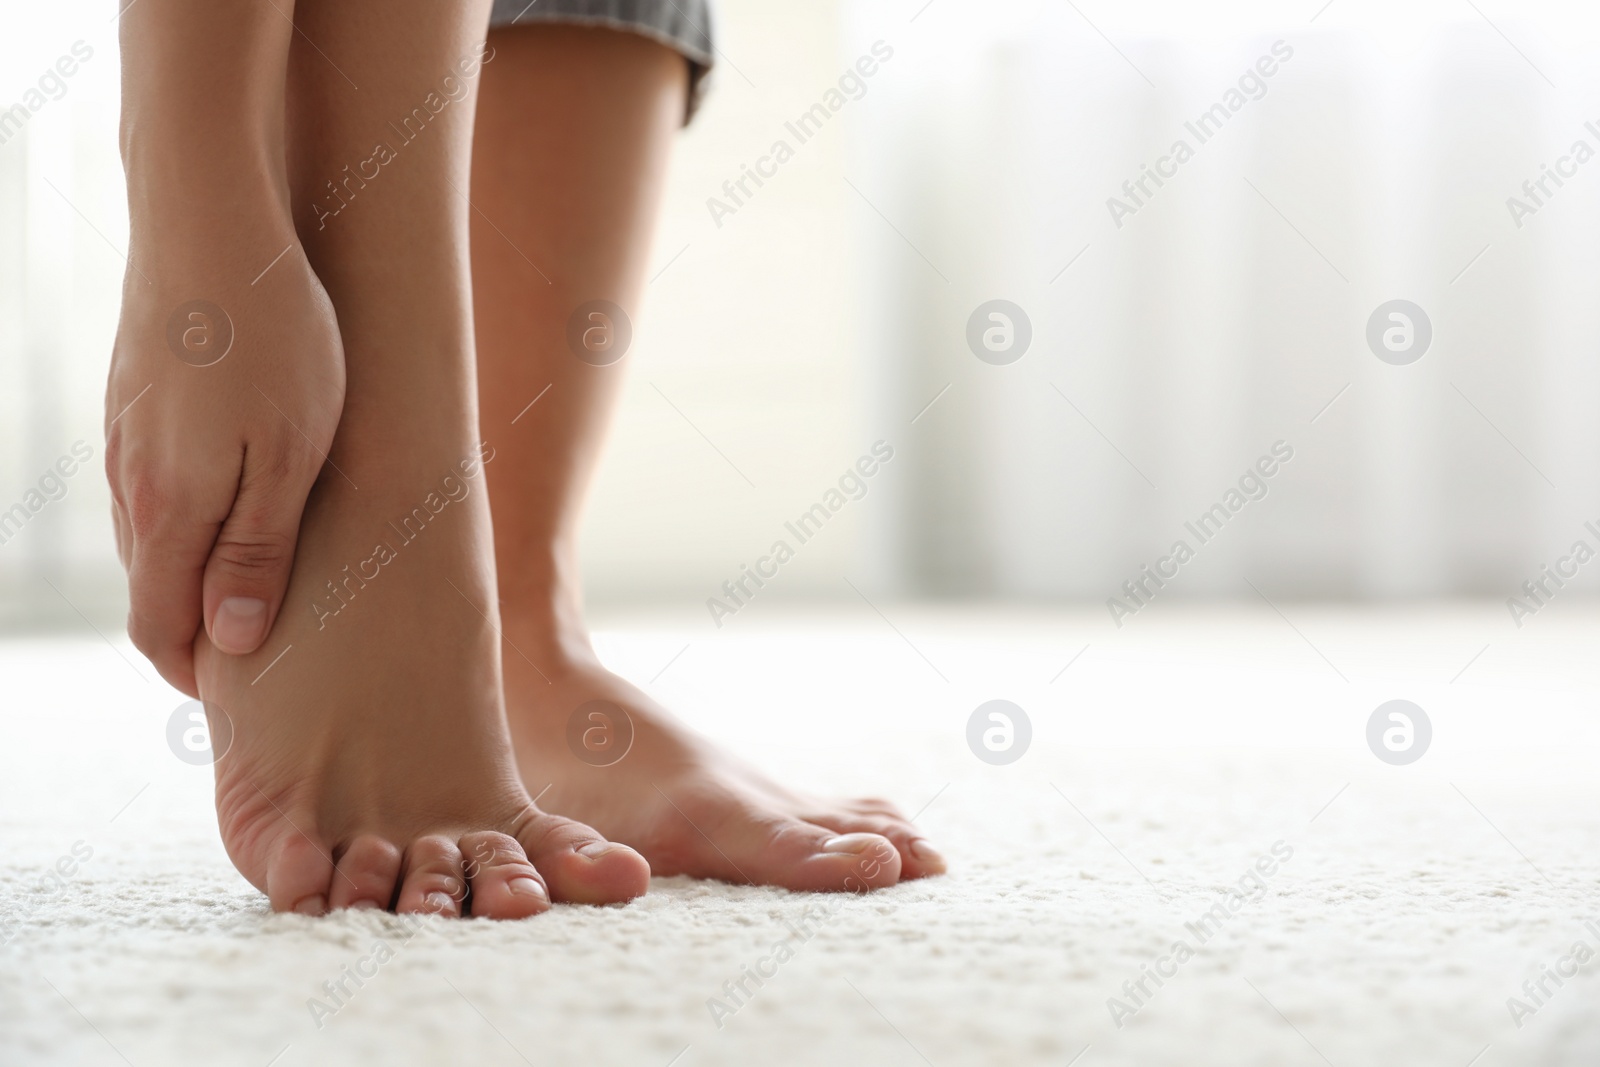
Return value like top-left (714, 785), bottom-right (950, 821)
top-left (348, 899), bottom-right (381, 911)
top-left (507, 877), bottom-right (549, 903)
top-left (908, 839), bottom-right (947, 870)
top-left (422, 891), bottom-right (455, 914)
top-left (212, 597), bottom-right (269, 654)
top-left (292, 894), bottom-right (327, 916)
top-left (821, 834), bottom-right (880, 855)
top-left (576, 841), bottom-right (631, 860)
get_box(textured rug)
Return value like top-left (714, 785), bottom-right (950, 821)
top-left (2, 603), bottom-right (1598, 1066)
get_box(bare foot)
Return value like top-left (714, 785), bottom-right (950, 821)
top-left (194, 448), bottom-right (651, 916)
top-left (500, 619), bottom-right (946, 892)
top-left (461, 14), bottom-right (936, 896)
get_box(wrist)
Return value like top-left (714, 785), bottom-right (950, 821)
top-left (124, 148), bottom-right (295, 269)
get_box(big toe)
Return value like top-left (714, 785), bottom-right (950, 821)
top-left (267, 833), bottom-right (335, 916)
top-left (770, 826), bottom-right (903, 892)
top-left (657, 791), bottom-right (903, 892)
top-left (516, 811), bottom-right (651, 905)
top-left (807, 810), bottom-right (946, 880)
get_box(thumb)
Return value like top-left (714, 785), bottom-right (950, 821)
top-left (201, 451), bottom-right (311, 656)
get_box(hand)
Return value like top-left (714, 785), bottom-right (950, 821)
top-left (106, 235), bottom-right (345, 697)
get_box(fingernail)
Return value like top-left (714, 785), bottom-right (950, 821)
top-left (507, 877), bottom-right (549, 903)
top-left (577, 841), bottom-right (630, 860)
top-left (422, 891), bottom-right (455, 914)
top-left (292, 894), bottom-right (326, 916)
top-left (821, 834), bottom-right (880, 855)
top-left (908, 839), bottom-right (947, 872)
top-left (213, 597), bottom-right (269, 654)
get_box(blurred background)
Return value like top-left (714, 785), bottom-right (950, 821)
top-left (6, 9), bottom-right (1600, 1063)
top-left (5, 0), bottom-right (1600, 631)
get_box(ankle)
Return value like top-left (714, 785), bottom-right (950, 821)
top-left (497, 569), bottom-right (598, 671)
top-left (120, 2), bottom-right (293, 226)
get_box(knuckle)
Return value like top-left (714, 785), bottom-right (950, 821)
top-left (125, 611), bottom-right (172, 658)
top-left (210, 528), bottom-right (295, 577)
top-left (124, 613), bottom-right (154, 654)
top-left (411, 835), bottom-right (462, 867)
top-left (261, 440), bottom-right (316, 486)
top-left (120, 472), bottom-right (174, 540)
top-left (516, 814), bottom-right (584, 856)
top-left (102, 430), bottom-right (123, 492)
top-left (483, 860), bottom-right (538, 885)
top-left (119, 462), bottom-right (218, 542)
top-left (355, 836), bottom-right (403, 868)
top-left (462, 832), bottom-right (524, 874)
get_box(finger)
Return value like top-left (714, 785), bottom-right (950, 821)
top-left (125, 475), bottom-right (231, 697)
top-left (104, 433), bottom-right (132, 571)
top-left (201, 444), bottom-right (315, 656)
top-left (109, 496), bottom-right (132, 572)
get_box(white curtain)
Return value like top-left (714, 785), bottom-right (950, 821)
top-left (0, 7), bottom-right (124, 628)
top-left (852, 0), bottom-right (1600, 601)
top-left (10, 1), bottom-right (1600, 626)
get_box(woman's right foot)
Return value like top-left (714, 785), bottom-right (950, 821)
top-left (193, 434), bottom-right (651, 917)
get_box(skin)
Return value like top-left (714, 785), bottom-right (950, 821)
top-left (110, 9), bottom-right (947, 914)
top-left (110, 1), bottom-right (342, 697)
top-left (117, 0), bottom-right (650, 916)
top-left (472, 24), bottom-right (947, 891)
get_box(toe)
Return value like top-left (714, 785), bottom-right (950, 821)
top-left (807, 812), bottom-right (946, 880)
top-left (764, 822), bottom-right (902, 892)
top-left (395, 835), bottom-right (467, 917)
top-left (654, 789), bottom-right (903, 892)
top-left (458, 831), bottom-right (550, 919)
top-left (515, 812), bottom-right (650, 906)
top-left (846, 797), bottom-right (906, 818)
top-left (328, 834), bottom-right (403, 911)
top-left (266, 833), bottom-right (335, 916)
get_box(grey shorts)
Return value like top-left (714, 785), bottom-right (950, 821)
top-left (487, 0), bottom-right (714, 124)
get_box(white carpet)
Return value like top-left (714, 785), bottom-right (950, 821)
top-left (3, 603), bottom-right (1599, 1066)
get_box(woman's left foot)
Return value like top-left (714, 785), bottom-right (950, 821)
top-left (499, 615), bottom-right (946, 892)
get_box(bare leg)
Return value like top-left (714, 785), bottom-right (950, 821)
top-left (192, 1), bottom-right (650, 915)
top-left (472, 24), bottom-right (945, 891)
